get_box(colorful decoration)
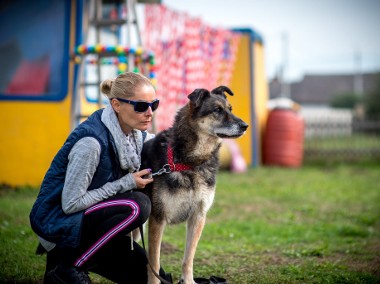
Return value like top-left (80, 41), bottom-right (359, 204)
top-left (73, 44), bottom-right (156, 80)
top-left (143, 4), bottom-right (241, 131)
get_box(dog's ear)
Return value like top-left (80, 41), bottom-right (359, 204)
top-left (211, 86), bottom-right (234, 98)
top-left (188, 88), bottom-right (210, 108)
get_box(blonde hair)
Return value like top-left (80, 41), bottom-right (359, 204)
top-left (100, 72), bottom-right (154, 100)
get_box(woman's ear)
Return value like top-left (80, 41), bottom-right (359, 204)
top-left (110, 98), bottom-right (121, 114)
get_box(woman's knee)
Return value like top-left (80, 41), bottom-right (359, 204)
top-left (112, 191), bottom-right (151, 223)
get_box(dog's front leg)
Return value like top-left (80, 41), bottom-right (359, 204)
top-left (148, 217), bottom-right (165, 284)
top-left (181, 213), bottom-right (206, 284)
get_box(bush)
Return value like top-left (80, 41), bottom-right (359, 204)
top-left (363, 74), bottom-right (380, 119)
top-left (330, 93), bottom-right (361, 109)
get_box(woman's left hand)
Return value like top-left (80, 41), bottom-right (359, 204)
top-left (132, 169), bottom-right (153, 189)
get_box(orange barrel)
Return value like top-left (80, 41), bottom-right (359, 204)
top-left (263, 108), bottom-right (304, 167)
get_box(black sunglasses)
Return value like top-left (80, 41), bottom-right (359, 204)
top-left (115, 98), bottom-right (160, 113)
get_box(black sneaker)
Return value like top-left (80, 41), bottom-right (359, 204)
top-left (45, 263), bottom-right (92, 284)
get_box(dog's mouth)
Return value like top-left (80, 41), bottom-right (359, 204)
top-left (215, 123), bottom-right (248, 138)
top-left (216, 132), bottom-right (245, 138)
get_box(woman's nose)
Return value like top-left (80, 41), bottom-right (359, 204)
top-left (145, 106), bottom-right (153, 115)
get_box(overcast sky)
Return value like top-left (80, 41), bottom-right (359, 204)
top-left (159, 0), bottom-right (380, 82)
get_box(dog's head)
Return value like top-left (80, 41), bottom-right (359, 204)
top-left (187, 86), bottom-right (248, 138)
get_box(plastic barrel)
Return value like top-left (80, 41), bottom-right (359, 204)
top-left (263, 108), bottom-right (304, 167)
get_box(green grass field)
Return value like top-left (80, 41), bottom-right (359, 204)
top-left (1, 165), bottom-right (379, 283)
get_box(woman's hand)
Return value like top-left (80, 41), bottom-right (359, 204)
top-left (132, 169), bottom-right (154, 189)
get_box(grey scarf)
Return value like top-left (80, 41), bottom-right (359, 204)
top-left (101, 105), bottom-right (141, 172)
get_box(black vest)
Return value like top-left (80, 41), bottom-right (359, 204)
top-left (30, 109), bottom-right (122, 248)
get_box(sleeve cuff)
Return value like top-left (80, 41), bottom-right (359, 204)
top-left (119, 173), bottom-right (137, 193)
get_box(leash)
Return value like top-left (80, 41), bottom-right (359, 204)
top-left (139, 225), bottom-right (173, 284)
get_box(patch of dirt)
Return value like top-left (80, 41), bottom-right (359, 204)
top-left (266, 242), bottom-right (380, 277)
top-left (337, 241), bottom-right (380, 276)
top-left (161, 241), bottom-right (180, 254)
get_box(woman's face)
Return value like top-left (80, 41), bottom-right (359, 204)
top-left (111, 84), bottom-right (157, 134)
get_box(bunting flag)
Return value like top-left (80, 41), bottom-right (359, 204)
top-left (144, 4), bottom-right (240, 131)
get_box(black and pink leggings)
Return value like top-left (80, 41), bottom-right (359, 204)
top-left (47, 191), bottom-right (151, 283)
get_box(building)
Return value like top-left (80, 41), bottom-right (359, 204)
top-left (270, 72), bottom-right (379, 106)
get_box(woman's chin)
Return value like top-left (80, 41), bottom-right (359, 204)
top-left (136, 123), bottom-right (150, 131)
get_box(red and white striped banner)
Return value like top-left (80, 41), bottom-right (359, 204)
top-left (143, 4), bottom-right (240, 131)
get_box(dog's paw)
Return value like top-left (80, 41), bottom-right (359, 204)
top-left (178, 278), bottom-right (196, 284)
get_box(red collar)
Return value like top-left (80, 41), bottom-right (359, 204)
top-left (167, 145), bottom-right (192, 172)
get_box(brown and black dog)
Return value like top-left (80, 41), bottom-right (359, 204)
top-left (141, 86), bottom-right (248, 284)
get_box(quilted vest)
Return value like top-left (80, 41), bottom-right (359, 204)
top-left (29, 109), bottom-right (122, 248)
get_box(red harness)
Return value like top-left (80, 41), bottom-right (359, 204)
top-left (167, 145), bottom-right (192, 172)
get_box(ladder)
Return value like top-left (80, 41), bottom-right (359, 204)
top-left (72, 0), bottom-right (148, 126)
top-left (91, 0), bottom-right (142, 108)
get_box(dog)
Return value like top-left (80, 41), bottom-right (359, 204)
top-left (141, 86), bottom-right (248, 284)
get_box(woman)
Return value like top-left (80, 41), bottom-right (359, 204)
top-left (30, 72), bottom-right (164, 283)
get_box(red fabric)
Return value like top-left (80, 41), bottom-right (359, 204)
top-left (6, 56), bottom-right (50, 95)
top-left (143, 5), bottom-right (241, 132)
top-left (167, 146), bottom-right (192, 172)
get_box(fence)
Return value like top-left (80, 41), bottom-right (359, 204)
top-left (301, 108), bottom-right (380, 163)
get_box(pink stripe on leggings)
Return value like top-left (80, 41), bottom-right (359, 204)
top-left (74, 200), bottom-right (140, 267)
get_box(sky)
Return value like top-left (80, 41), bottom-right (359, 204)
top-left (158, 0), bottom-right (380, 82)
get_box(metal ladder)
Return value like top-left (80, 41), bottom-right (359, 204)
top-left (73, 0), bottom-right (142, 125)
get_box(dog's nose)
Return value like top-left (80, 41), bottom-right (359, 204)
top-left (240, 122), bottom-right (249, 131)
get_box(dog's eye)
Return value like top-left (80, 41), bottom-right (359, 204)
top-left (214, 107), bottom-right (223, 113)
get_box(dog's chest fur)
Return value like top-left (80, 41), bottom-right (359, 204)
top-left (141, 130), bottom-right (221, 224)
top-left (154, 172), bottom-right (216, 224)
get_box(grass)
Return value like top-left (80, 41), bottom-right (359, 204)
top-left (1, 165), bottom-right (380, 283)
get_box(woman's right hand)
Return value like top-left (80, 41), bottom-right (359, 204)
top-left (132, 169), bottom-right (154, 189)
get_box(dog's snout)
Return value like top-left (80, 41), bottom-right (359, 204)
top-left (240, 122), bottom-right (249, 131)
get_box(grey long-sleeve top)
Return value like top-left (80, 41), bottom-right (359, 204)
top-left (39, 105), bottom-right (154, 251)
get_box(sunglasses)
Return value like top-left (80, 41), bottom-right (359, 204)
top-left (115, 98), bottom-right (160, 113)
